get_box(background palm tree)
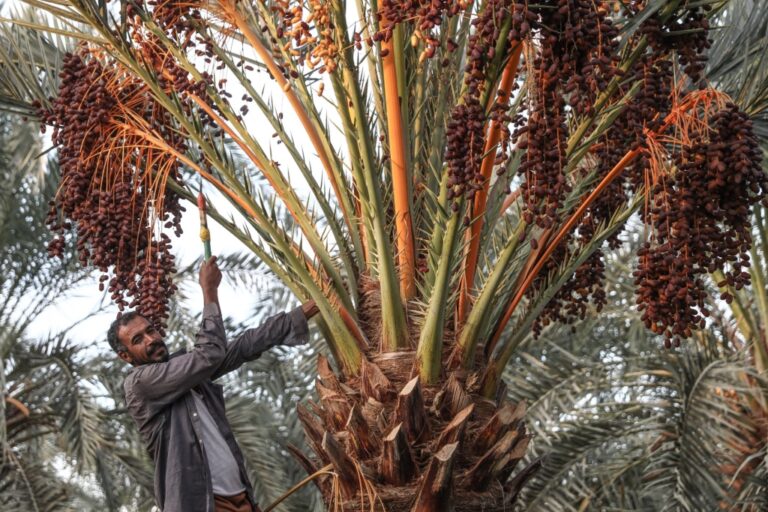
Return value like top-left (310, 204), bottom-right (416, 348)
top-left (1, 0), bottom-right (767, 510)
top-left (0, 111), bottom-right (157, 511)
top-left (507, 245), bottom-right (768, 511)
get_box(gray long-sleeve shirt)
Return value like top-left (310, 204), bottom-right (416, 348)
top-left (123, 303), bottom-right (309, 512)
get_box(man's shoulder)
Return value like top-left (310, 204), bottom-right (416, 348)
top-left (123, 350), bottom-right (187, 390)
top-left (123, 368), bottom-right (147, 405)
top-left (123, 366), bottom-right (139, 392)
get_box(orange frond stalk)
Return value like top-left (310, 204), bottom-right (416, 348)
top-left (216, 0), bottom-right (355, 238)
top-left (458, 43), bottom-right (523, 324)
top-left (5, 396), bottom-right (30, 418)
top-left (185, 93), bottom-right (310, 232)
top-left (338, 306), bottom-right (369, 351)
top-left (381, 25), bottom-right (416, 300)
top-left (499, 187), bottom-right (522, 214)
top-left (517, 228), bottom-right (553, 286)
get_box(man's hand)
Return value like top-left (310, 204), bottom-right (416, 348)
top-left (301, 299), bottom-right (319, 319)
top-left (200, 256), bottom-right (222, 306)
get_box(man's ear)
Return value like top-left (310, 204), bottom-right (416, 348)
top-left (117, 350), bottom-right (133, 364)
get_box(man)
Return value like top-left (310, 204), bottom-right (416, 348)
top-left (108, 256), bottom-right (318, 512)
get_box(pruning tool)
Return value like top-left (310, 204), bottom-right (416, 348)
top-left (197, 185), bottom-right (212, 261)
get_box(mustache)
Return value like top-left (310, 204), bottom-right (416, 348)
top-left (147, 341), bottom-right (166, 355)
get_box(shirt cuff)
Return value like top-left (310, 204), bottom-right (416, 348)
top-left (202, 302), bottom-right (223, 331)
top-left (283, 306), bottom-right (310, 346)
top-left (203, 302), bottom-right (221, 317)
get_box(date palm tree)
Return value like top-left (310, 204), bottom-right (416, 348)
top-left (3, 0), bottom-right (768, 510)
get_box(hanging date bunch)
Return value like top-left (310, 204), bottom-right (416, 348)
top-left (635, 100), bottom-right (767, 347)
top-left (510, 0), bottom-right (618, 332)
top-left (530, 1), bottom-right (733, 339)
top-left (446, 0), bottom-right (528, 204)
top-left (376, 0), bottom-right (466, 62)
top-left (612, 0), bottom-right (712, 151)
top-left (638, 0), bottom-right (711, 83)
top-left (143, 0), bottom-right (204, 42)
top-left (124, 2), bottom-right (220, 111)
top-left (515, 0), bottom-right (619, 230)
top-left (39, 48), bottom-right (186, 333)
top-left (584, 2), bottom-right (697, 222)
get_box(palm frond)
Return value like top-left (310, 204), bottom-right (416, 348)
top-left (0, 7), bottom-right (83, 114)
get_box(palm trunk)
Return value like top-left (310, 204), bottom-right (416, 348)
top-left (294, 285), bottom-right (538, 511)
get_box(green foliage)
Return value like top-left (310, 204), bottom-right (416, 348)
top-left (505, 291), bottom-right (768, 511)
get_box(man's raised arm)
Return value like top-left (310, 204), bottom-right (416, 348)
top-left (211, 300), bottom-right (319, 380)
top-left (124, 257), bottom-right (227, 411)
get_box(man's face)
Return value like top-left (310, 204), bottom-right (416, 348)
top-left (117, 316), bottom-right (169, 365)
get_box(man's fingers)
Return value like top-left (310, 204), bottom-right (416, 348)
top-left (202, 255), bottom-right (218, 270)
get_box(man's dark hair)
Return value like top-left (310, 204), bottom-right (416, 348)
top-left (107, 312), bottom-right (145, 354)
